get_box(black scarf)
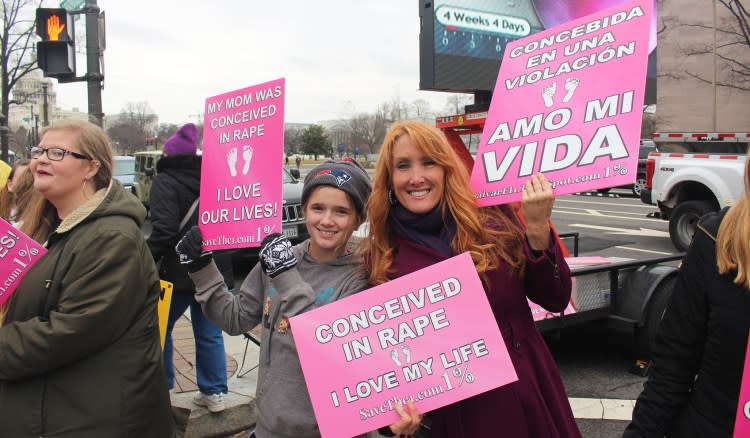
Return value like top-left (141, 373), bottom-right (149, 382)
top-left (389, 203), bottom-right (457, 257)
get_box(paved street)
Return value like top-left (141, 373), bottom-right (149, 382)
top-left (551, 187), bottom-right (676, 437)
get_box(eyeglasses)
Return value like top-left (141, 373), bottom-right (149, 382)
top-left (29, 146), bottom-right (92, 161)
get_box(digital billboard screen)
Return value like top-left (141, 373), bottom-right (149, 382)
top-left (419, 0), bottom-right (657, 104)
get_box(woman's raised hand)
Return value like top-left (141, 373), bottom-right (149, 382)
top-left (522, 173), bottom-right (554, 251)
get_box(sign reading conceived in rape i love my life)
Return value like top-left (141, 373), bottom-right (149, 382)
top-left (200, 78), bottom-right (285, 251)
top-left (0, 219), bottom-right (46, 306)
top-left (291, 252), bottom-right (518, 438)
top-left (470, 0), bottom-right (652, 205)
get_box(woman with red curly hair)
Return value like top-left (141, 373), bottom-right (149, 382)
top-left (362, 121), bottom-right (581, 438)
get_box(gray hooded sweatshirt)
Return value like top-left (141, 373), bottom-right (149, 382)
top-left (190, 240), bottom-right (369, 438)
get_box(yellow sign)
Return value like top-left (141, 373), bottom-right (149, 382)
top-left (0, 161), bottom-right (11, 188)
top-left (158, 280), bottom-right (173, 349)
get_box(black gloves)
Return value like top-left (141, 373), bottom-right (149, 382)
top-left (259, 233), bottom-right (297, 278)
top-left (175, 226), bottom-right (213, 272)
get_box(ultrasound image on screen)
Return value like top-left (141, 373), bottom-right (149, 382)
top-left (420, 0), bottom-right (656, 103)
top-left (434, 1), bottom-right (544, 60)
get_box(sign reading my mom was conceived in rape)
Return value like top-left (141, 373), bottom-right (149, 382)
top-left (290, 252), bottom-right (517, 438)
top-left (0, 219), bottom-right (47, 306)
top-left (200, 78), bottom-right (285, 251)
top-left (470, 0), bottom-right (652, 205)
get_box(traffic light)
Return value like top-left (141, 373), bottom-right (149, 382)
top-left (35, 8), bottom-right (75, 78)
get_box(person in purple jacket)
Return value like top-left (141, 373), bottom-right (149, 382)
top-left (362, 121), bottom-right (582, 438)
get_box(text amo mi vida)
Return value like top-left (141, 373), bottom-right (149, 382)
top-left (481, 91), bottom-right (635, 182)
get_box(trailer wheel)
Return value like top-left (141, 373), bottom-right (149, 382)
top-left (636, 275), bottom-right (676, 358)
top-left (668, 200), bottom-right (714, 251)
top-left (632, 177), bottom-right (646, 197)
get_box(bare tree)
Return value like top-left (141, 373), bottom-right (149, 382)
top-left (155, 122), bottom-right (179, 147)
top-left (347, 111), bottom-right (387, 153)
top-left (11, 125), bottom-right (26, 155)
top-left (121, 101), bottom-right (158, 136)
top-left (380, 99), bottom-right (409, 122)
top-left (284, 126), bottom-right (303, 156)
top-left (107, 123), bottom-right (143, 155)
top-left (1, 0), bottom-right (41, 162)
top-left (443, 93), bottom-right (473, 115)
top-left (654, 0), bottom-right (750, 131)
top-left (668, 0), bottom-right (750, 91)
top-left (716, 0), bottom-right (750, 89)
top-left (411, 98), bottom-right (432, 118)
top-left (107, 102), bottom-right (158, 154)
top-left (333, 98), bottom-right (433, 155)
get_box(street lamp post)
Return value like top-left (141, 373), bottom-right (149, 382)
top-left (42, 83), bottom-right (49, 127)
top-left (712, 0), bottom-right (719, 131)
top-left (34, 115), bottom-right (40, 150)
top-left (85, 0), bottom-right (104, 126)
top-left (0, 115), bottom-right (8, 163)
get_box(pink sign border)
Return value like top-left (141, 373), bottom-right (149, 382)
top-left (199, 78), bottom-right (286, 251)
top-left (291, 252), bottom-right (518, 438)
top-left (470, 0), bottom-right (653, 205)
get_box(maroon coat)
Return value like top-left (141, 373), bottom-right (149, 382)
top-left (389, 236), bottom-right (581, 438)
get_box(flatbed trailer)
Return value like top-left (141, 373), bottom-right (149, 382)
top-left (539, 232), bottom-right (683, 374)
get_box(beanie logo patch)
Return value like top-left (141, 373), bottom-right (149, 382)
top-left (314, 169), bottom-right (351, 187)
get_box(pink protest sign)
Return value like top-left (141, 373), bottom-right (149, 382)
top-left (200, 78), bottom-right (285, 250)
top-left (290, 252), bottom-right (517, 438)
top-left (529, 298), bottom-right (576, 322)
top-left (0, 220), bottom-right (46, 306)
top-left (470, 0), bottom-right (652, 205)
top-left (734, 332), bottom-right (750, 437)
top-left (566, 256), bottom-right (612, 267)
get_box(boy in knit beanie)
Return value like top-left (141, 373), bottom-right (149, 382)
top-left (301, 157), bottom-right (371, 220)
top-left (176, 159), bottom-right (421, 437)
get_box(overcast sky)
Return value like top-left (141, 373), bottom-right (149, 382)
top-left (51, 0), bottom-right (456, 126)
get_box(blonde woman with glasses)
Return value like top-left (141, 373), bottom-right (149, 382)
top-left (0, 120), bottom-right (175, 437)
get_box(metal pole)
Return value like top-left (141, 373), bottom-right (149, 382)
top-left (34, 115), bottom-right (39, 147)
top-left (28, 105), bottom-right (34, 151)
top-left (713, 0), bottom-right (718, 131)
top-left (42, 84), bottom-right (49, 127)
top-left (85, 0), bottom-right (104, 126)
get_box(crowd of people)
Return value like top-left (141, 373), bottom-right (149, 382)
top-left (0, 118), bottom-right (747, 437)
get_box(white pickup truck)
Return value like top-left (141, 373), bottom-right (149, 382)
top-left (640, 133), bottom-right (749, 251)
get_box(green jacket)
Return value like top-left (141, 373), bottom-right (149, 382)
top-left (0, 180), bottom-right (174, 437)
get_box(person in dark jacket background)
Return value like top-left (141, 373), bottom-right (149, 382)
top-left (0, 120), bottom-right (174, 437)
top-left (624, 159), bottom-right (750, 438)
top-left (147, 122), bottom-right (234, 413)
